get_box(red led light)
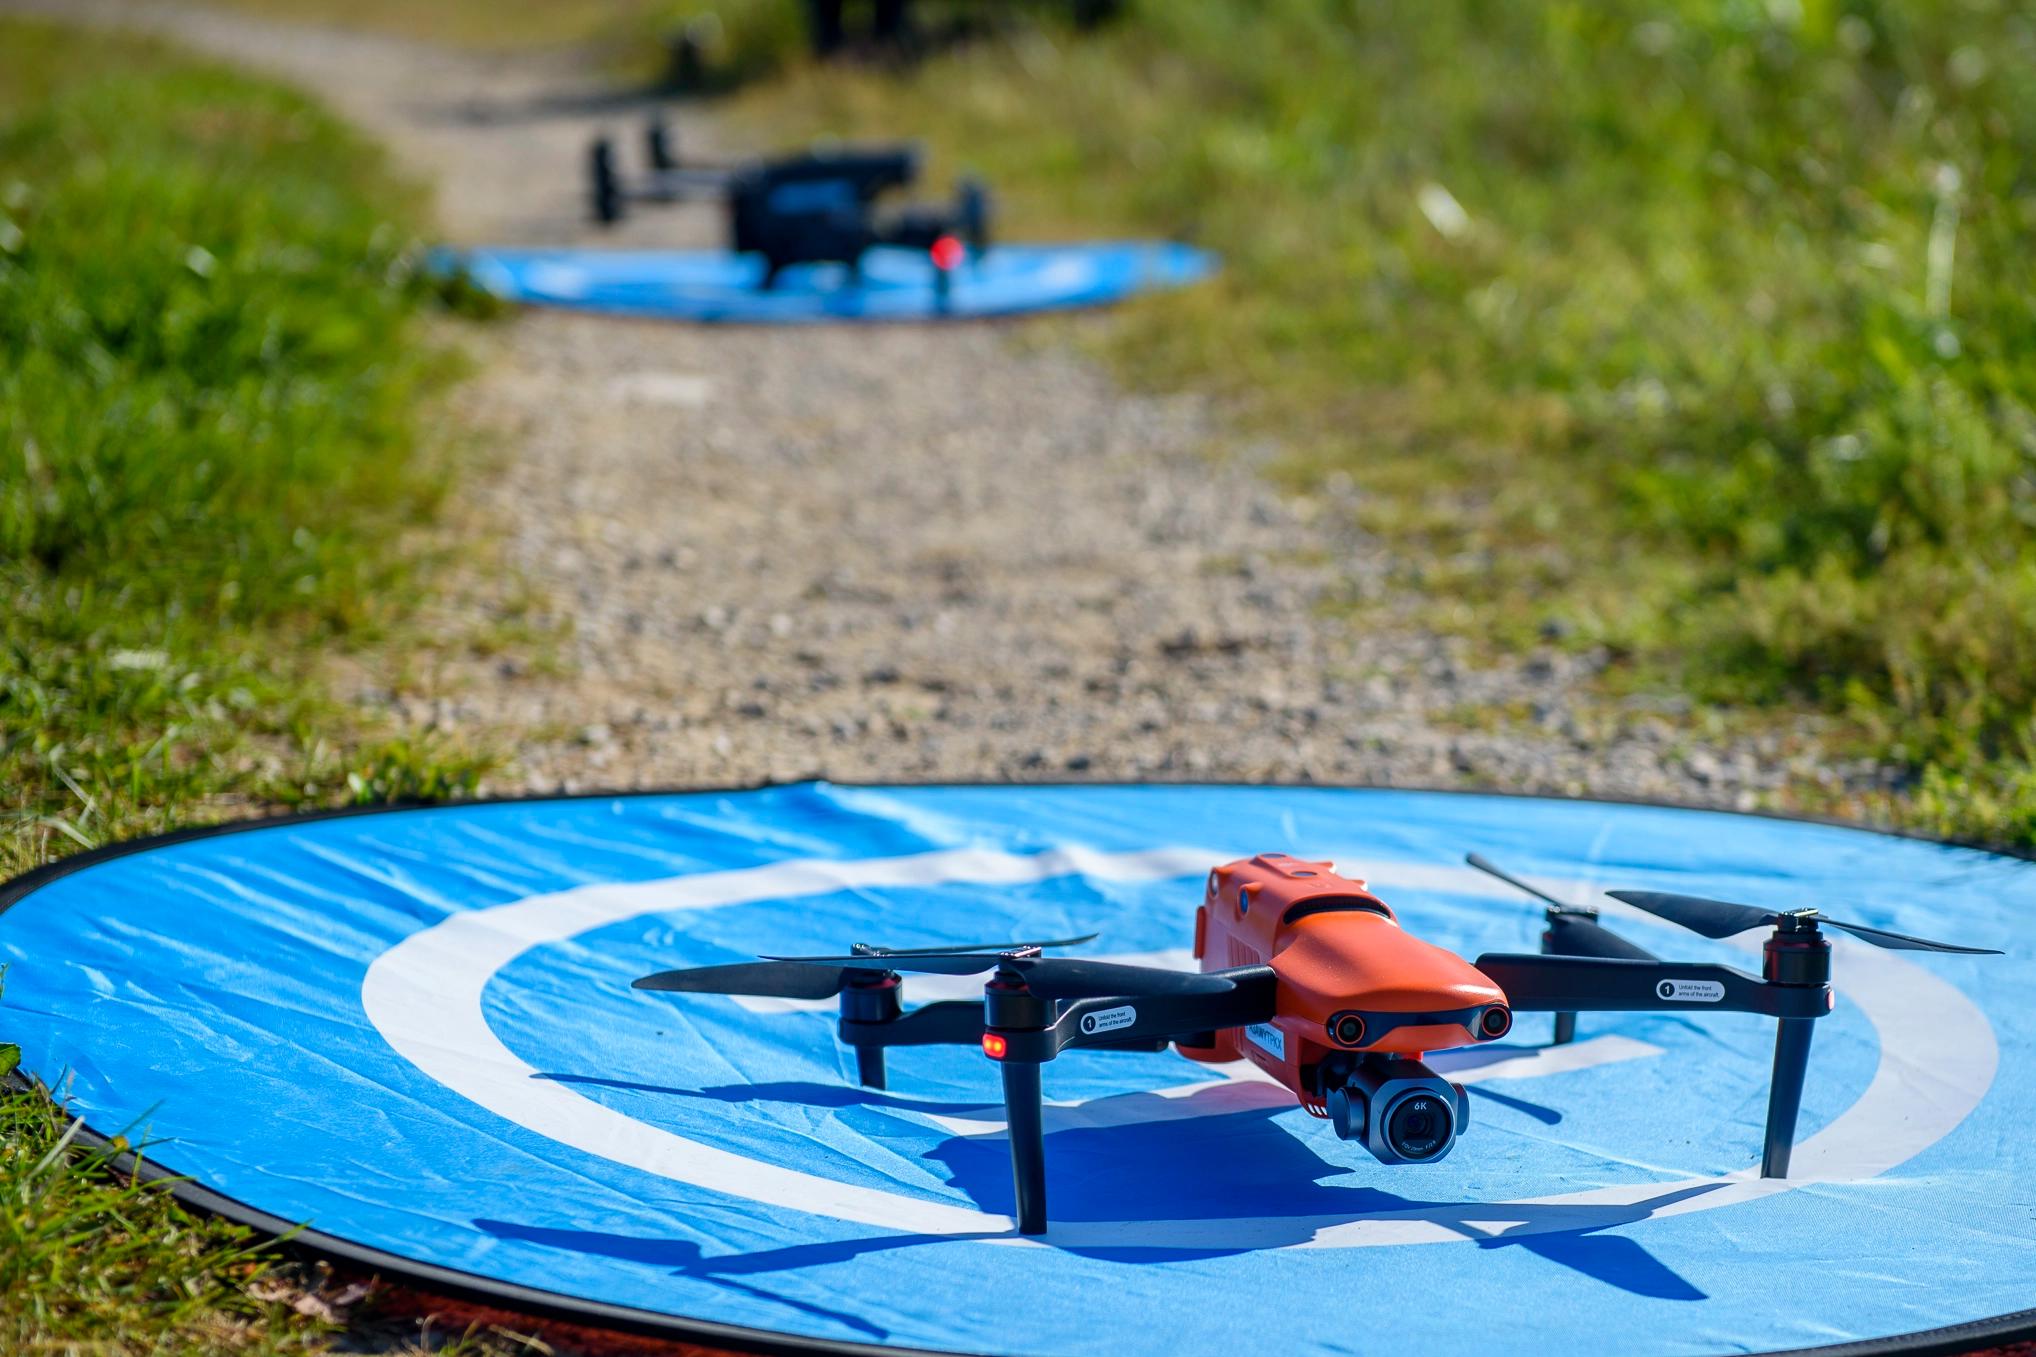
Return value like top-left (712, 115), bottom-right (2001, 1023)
top-left (981, 1033), bottom-right (1008, 1059)
top-left (930, 234), bottom-right (965, 270)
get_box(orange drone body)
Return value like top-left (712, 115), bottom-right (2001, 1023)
top-left (1181, 853), bottom-right (1510, 1097)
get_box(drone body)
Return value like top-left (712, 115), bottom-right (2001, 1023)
top-left (633, 849), bottom-right (1993, 1235)
top-left (1179, 855), bottom-right (1510, 1160)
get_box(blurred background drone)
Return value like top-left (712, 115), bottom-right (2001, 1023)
top-left (590, 116), bottom-right (992, 291)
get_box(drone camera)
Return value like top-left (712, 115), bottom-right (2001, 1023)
top-left (1478, 1005), bottom-right (1513, 1039)
top-left (1325, 1055), bottom-right (1468, 1165)
top-left (1329, 1012), bottom-right (1367, 1046)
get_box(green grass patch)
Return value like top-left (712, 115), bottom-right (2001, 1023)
top-left (0, 24), bottom-right (502, 1346)
top-left (708, 0), bottom-right (2036, 845)
top-left (0, 1061), bottom-right (327, 1356)
top-left (0, 16), bottom-right (497, 883)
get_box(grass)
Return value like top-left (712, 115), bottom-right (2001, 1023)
top-left (0, 1050), bottom-right (323, 1356)
top-left (698, 0), bottom-right (2036, 847)
top-left (0, 18), bottom-right (509, 1353)
top-left (0, 17), bottom-right (498, 880)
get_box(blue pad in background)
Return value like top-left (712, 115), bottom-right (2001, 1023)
top-left (441, 241), bottom-right (1215, 322)
top-left (3, 783), bottom-right (2033, 1356)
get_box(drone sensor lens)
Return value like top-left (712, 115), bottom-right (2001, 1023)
top-left (1332, 1014), bottom-right (1366, 1046)
top-left (1478, 1006), bottom-right (1512, 1039)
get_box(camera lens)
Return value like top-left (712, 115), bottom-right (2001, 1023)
top-left (1478, 1006), bottom-right (1512, 1039)
top-left (1331, 1014), bottom-right (1366, 1046)
top-left (1384, 1092), bottom-right (1453, 1161)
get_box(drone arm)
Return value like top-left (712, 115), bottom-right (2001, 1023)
top-left (837, 998), bottom-right (984, 1090)
top-left (985, 965), bottom-right (1276, 1236)
top-left (1478, 952), bottom-right (1831, 1178)
top-left (638, 166), bottom-right (738, 201)
top-left (839, 999), bottom-right (983, 1049)
top-left (1473, 953), bottom-right (1828, 1018)
top-left (1048, 966), bottom-right (1279, 1055)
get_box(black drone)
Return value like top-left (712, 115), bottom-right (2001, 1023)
top-left (589, 116), bottom-right (992, 291)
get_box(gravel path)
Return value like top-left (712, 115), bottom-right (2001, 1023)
top-left (22, 0), bottom-right (1875, 806)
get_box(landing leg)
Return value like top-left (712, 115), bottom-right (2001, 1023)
top-left (1552, 1011), bottom-right (1577, 1046)
top-left (590, 138), bottom-right (623, 225)
top-left (1762, 1017), bottom-right (1816, 1178)
top-left (855, 1044), bottom-right (886, 1091)
top-left (1000, 1060), bottom-right (1047, 1235)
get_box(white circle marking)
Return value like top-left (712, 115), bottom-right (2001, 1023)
top-left (361, 846), bottom-right (1998, 1249)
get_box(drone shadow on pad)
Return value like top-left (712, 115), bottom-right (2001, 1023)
top-left (925, 1106), bottom-right (1713, 1299)
top-left (520, 1072), bottom-right (1708, 1301)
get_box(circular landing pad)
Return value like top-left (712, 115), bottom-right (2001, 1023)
top-left (438, 241), bottom-right (1213, 322)
top-left (4, 784), bottom-right (2034, 1356)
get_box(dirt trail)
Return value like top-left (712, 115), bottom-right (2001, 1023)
top-left (19, 0), bottom-right (1862, 803)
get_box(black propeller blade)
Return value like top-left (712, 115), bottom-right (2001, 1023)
top-left (1607, 890), bottom-right (2000, 955)
top-left (762, 950), bottom-right (1237, 999)
top-left (632, 960), bottom-right (849, 998)
top-left (1018, 958), bottom-right (1236, 1000)
top-left (767, 952), bottom-right (1009, 975)
top-left (1467, 852), bottom-right (1656, 961)
top-left (857, 933), bottom-right (1097, 957)
top-left (1545, 911), bottom-right (1658, 962)
top-left (636, 933), bottom-right (1100, 998)
top-left (1465, 852), bottom-right (1571, 911)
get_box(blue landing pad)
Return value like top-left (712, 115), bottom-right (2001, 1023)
top-left (3, 784), bottom-right (2033, 1356)
top-left (440, 241), bottom-right (1214, 322)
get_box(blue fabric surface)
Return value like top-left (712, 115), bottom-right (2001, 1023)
top-left (2, 783), bottom-right (2031, 1355)
top-left (437, 242), bottom-right (1214, 322)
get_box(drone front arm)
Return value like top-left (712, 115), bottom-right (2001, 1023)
top-left (1476, 951), bottom-right (1833, 1179)
top-left (1473, 953), bottom-right (1830, 1019)
top-left (985, 965), bottom-right (1276, 1235)
top-left (1046, 966), bottom-right (1280, 1058)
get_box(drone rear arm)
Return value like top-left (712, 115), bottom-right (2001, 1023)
top-left (837, 999), bottom-right (982, 1090)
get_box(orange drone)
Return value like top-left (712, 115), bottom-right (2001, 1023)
top-left (635, 850), bottom-right (1995, 1235)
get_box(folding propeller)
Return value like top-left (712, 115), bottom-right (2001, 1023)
top-left (633, 933), bottom-right (1112, 999)
top-left (854, 933), bottom-right (1097, 957)
top-left (1607, 891), bottom-right (2000, 954)
top-left (761, 951), bottom-right (1237, 1001)
top-left (1466, 853), bottom-right (1654, 962)
top-left (632, 960), bottom-right (853, 999)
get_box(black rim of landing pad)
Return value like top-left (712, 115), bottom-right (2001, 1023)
top-left (3, 781), bottom-right (2034, 1357)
